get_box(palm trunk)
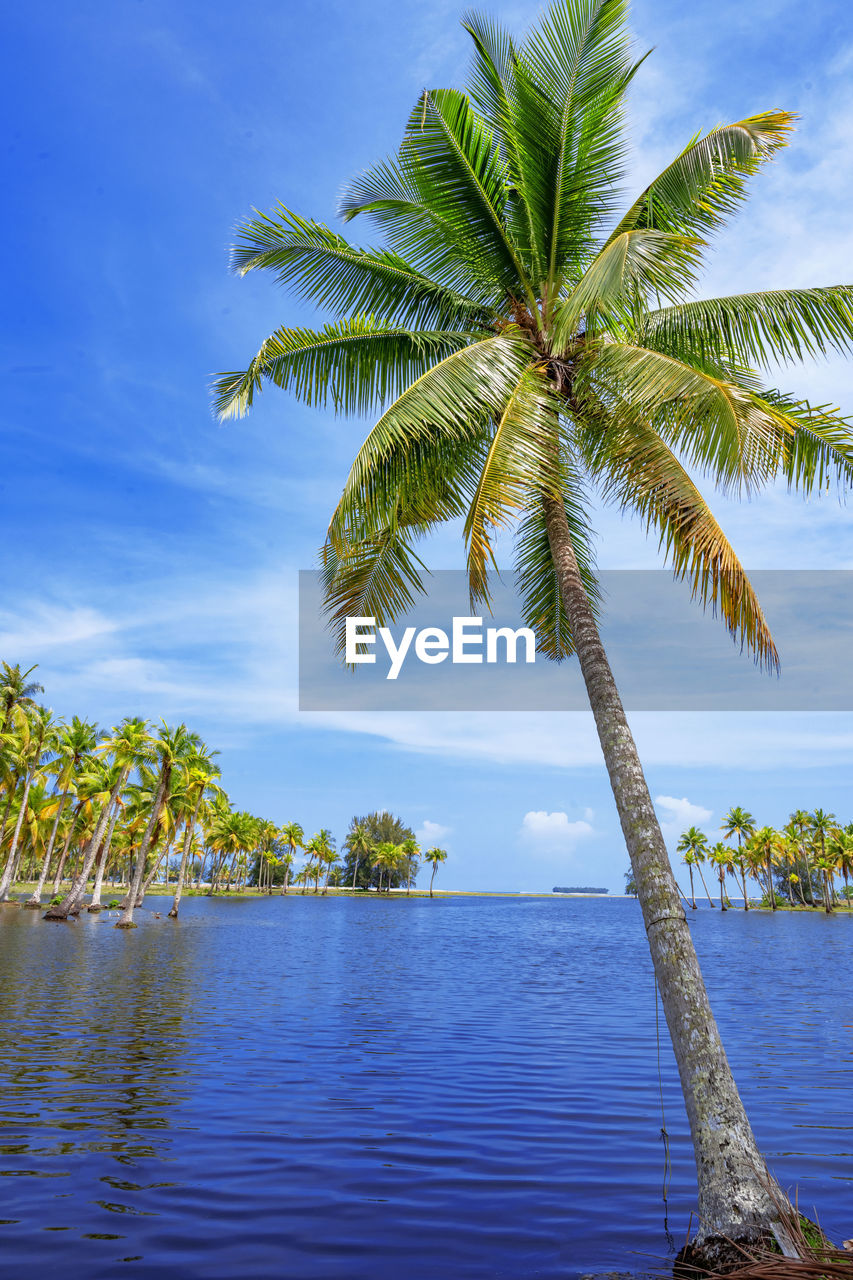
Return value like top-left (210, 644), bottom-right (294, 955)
top-left (25, 786), bottom-right (71, 907)
top-left (169, 799), bottom-right (203, 918)
top-left (765, 858), bottom-right (777, 910)
top-left (429, 864), bottom-right (436, 898)
top-left (542, 494), bottom-right (795, 1257)
top-left (0, 771), bottom-right (34, 901)
top-left (696, 862), bottom-right (716, 907)
top-left (52, 805), bottom-right (82, 895)
top-left (718, 870), bottom-right (727, 911)
top-left (115, 776), bottom-right (167, 928)
top-left (45, 773), bottom-right (129, 920)
top-left (88, 804), bottom-right (122, 911)
top-left (351, 857), bottom-right (359, 890)
top-left (687, 864), bottom-right (697, 909)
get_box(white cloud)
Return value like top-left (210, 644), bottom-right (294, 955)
top-left (655, 795), bottom-right (713, 842)
top-left (416, 819), bottom-right (451, 846)
top-left (519, 810), bottom-right (595, 854)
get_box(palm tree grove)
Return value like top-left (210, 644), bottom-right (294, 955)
top-left (0, 662), bottom-right (446, 920)
top-left (4, 1), bottom-right (853, 1278)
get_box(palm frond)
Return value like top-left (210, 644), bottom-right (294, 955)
top-left (464, 367), bottom-right (564, 607)
top-left (552, 228), bottom-right (702, 347)
top-left (329, 333), bottom-right (534, 543)
top-left (748, 389), bottom-right (853, 494)
top-left (641, 285), bottom-right (853, 369)
top-left (581, 342), bottom-right (781, 492)
top-left (609, 111), bottom-right (795, 240)
top-left (578, 414), bottom-right (778, 668)
top-left (212, 317), bottom-right (479, 420)
top-left (229, 205), bottom-right (489, 329)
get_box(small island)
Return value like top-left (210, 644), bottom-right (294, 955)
top-left (552, 886), bottom-right (609, 895)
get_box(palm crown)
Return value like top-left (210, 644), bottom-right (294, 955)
top-left (215, 0), bottom-right (853, 668)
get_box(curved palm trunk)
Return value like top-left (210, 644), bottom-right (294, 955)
top-left (281, 860), bottom-right (291, 895)
top-left (169, 801), bottom-right (203, 918)
top-left (695, 862), bottom-right (716, 908)
top-left (351, 857), bottom-right (360, 890)
top-left (25, 786), bottom-right (71, 907)
top-left (88, 804), bottom-right (122, 911)
top-left (52, 812), bottom-right (80, 896)
top-left (45, 773), bottom-right (129, 920)
top-left (765, 858), bottom-right (777, 910)
top-left (0, 771), bottom-right (34, 901)
top-left (115, 777), bottom-right (167, 929)
top-left (687, 864), bottom-right (697, 909)
top-left (429, 865), bottom-right (436, 898)
top-left (718, 870), bottom-right (727, 911)
top-left (542, 495), bottom-right (795, 1255)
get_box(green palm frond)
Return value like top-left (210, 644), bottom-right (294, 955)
top-left (641, 286), bottom-right (853, 369)
top-left (329, 333), bottom-right (533, 543)
top-left (230, 205), bottom-right (488, 329)
top-left (582, 342), bottom-right (780, 492)
top-left (464, 367), bottom-right (563, 607)
top-left (320, 528), bottom-right (431, 660)
top-left (609, 111), bottom-right (795, 241)
top-left (579, 414), bottom-right (777, 667)
top-left (212, 317), bottom-right (480, 420)
top-left (552, 229), bottom-right (702, 347)
top-left (514, 478), bottom-right (601, 659)
top-left (520, 0), bottom-right (642, 290)
top-left (747, 389), bottom-right (853, 494)
top-left (400, 89), bottom-right (538, 309)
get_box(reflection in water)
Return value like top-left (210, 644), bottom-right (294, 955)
top-left (0, 897), bottom-right (851, 1279)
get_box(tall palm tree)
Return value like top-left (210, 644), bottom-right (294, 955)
top-left (423, 847), bottom-right (447, 898)
top-left (346, 822), bottom-right (373, 890)
top-left (808, 809), bottom-right (837, 914)
top-left (24, 716), bottom-right (100, 908)
top-left (280, 821), bottom-right (304, 894)
top-left (400, 836), bottom-right (420, 894)
top-left (114, 723), bottom-right (196, 927)
top-left (677, 827), bottom-right (712, 908)
top-left (722, 807), bottom-right (757, 910)
top-left (0, 705), bottom-right (59, 902)
top-left (0, 662), bottom-right (43, 735)
top-left (45, 717), bottom-right (153, 919)
top-left (788, 809), bottom-right (816, 906)
top-left (709, 842), bottom-right (735, 911)
top-left (168, 746), bottom-right (221, 918)
top-left (215, 1), bottom-right (853, 1255)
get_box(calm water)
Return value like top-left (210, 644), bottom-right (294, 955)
top-left (0, 896), bottom-right (850, 1279)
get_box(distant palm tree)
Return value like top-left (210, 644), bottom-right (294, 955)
top-left (809, 809), bottom-right (837, 914)
top-left (423, 847), bottom-right (447, 899)
top-left (722, 807), bottom-right (756, 910)
top-left (347, 822), bottom-right (373, 890)
top-left (400, 836), bottom-right (420, 894)
top-left (677, 827), bottom-right (713, 908)
top-left (0, 706), bottom-right (59, 902)
top-left (24, 716), bottom-right (100, 908)
top-left (280, 821), bottom-right (304, 894)
top-left (709, 842), bottom-right (735, 910)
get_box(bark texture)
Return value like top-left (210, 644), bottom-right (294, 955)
top-left (542, 493), bottom-right (795, 1255)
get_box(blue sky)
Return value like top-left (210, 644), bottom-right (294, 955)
top-left (3, 0), bottom-right (852, 891)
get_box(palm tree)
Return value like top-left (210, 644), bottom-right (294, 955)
top-left (372, 841), bottom-right (397, 892)
top-left (423, 846), bottom-right (447, 898)
top-left (115, 723), bottom-right (197, 928)
top-left (722, 807), bottom-right (757, 910)
top-left (0, 705), bottom-right (59, 902)
top-left (45, 717), bottom-right (153, 920)
top-left (677, 827), bottom-right (712, 908)
top-left (709, 842), bottom-right (735, 910)
top-left (788, 809), bottom-right (816, 906)
top-left (0, 662), bottom-right (43, 735)
top-left (24, 716), bottom-right (100, 908)
top-left (744, 827), bottom-right (782, 909)
top-left (168, 746), bottom-right (221, 918)
top-left (215, 1), bottom-right (853, 1254)
top-left (400, 836), bottom-right (420, 894)
top-left (346, 822), bottom-right (373, 890)
top-left (809, 809), bottom-right (837, 914)
top-left (280, 821), bottom-right (304, 894)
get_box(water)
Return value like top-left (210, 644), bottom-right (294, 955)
top-left (0, 896), bottom-right (850, 1279)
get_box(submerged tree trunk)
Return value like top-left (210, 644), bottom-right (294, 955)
top-left (25, 786), bottom-right (71, 907)
top-left (88, 804), bottom-right (122, 912)
top-left (115, 777), bottom-right (167, 929)
top-left (542, 494), bottom-right (795, 1260)
top-left (46, 773), bottom-right (130, 920)
top-left (169, 801), bottom-right (202, 918)
top-left (0, 771), bottom-right (34, 901)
